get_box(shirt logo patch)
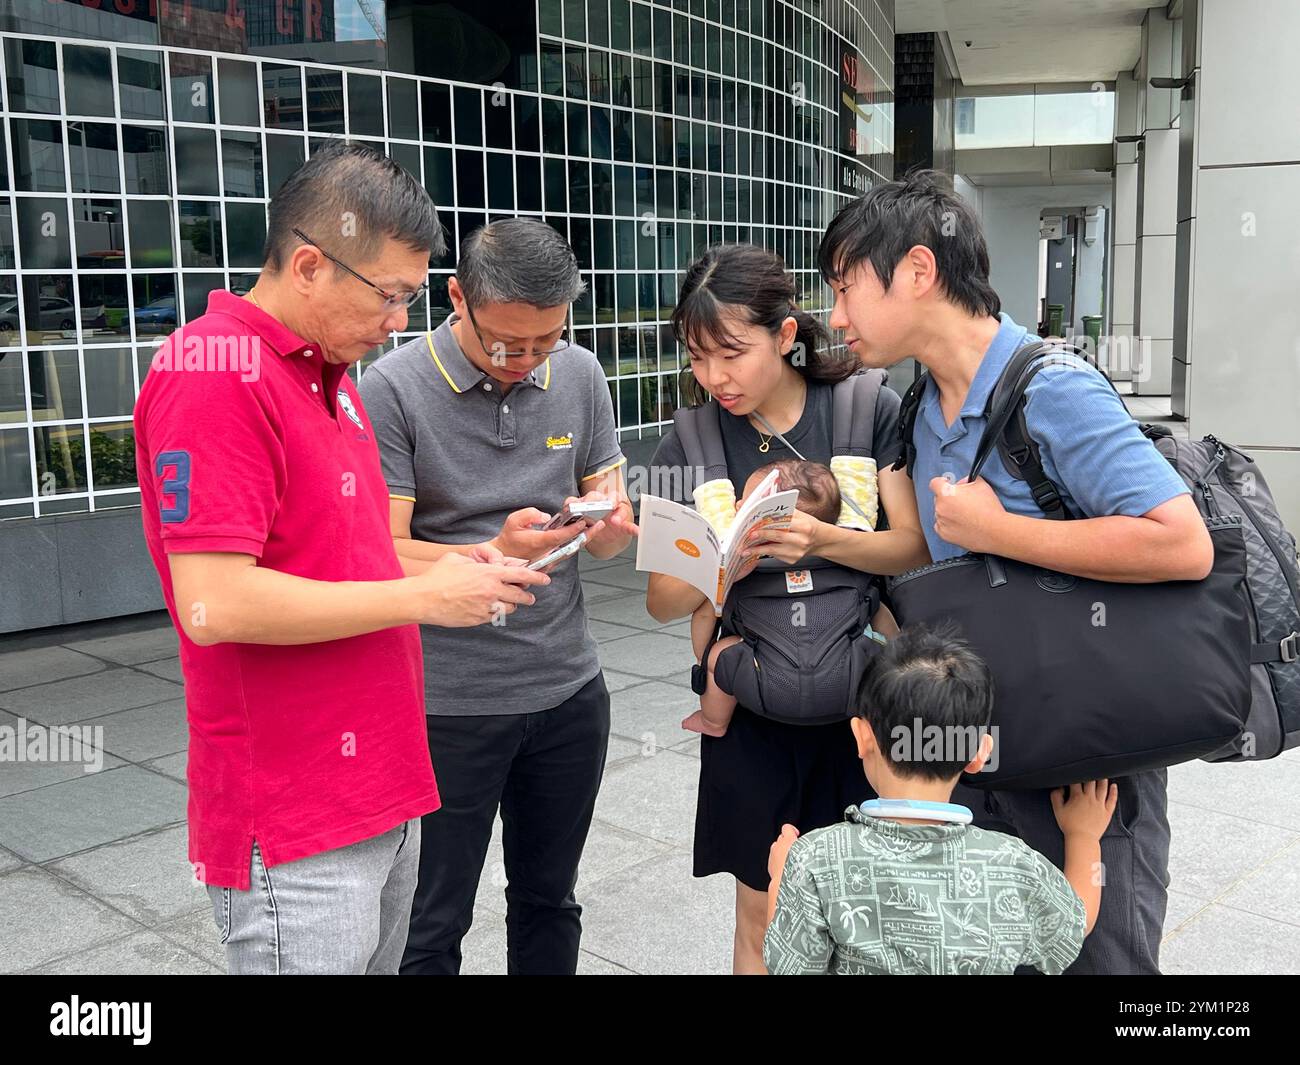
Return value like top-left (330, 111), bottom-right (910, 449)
top-left (337, 389), bottom-right (363, 428)
top-left (546, 434), bottom-right (573, 450)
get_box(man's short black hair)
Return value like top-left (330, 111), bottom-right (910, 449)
top-left (856, 621), bottom-right (995, 781)
top-left (818, 169), bottom-right (1001, 318)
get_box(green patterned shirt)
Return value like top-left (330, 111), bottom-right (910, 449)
top-left (763, 805), bottom-right (1086, 975)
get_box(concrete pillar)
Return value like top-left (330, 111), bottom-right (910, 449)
top-left (1107, 72), bottom-right (1139, 382)
top-left (1173, 0), bottom-right (1300, 527)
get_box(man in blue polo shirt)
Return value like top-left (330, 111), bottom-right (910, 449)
top-left (818, 170), bottom-right (1212, 974)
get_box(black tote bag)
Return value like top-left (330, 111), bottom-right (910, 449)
top-left (886, 350), bottom-right (1253, 790)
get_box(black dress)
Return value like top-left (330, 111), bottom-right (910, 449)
top-left (648, 378), bottom-right (904, 890)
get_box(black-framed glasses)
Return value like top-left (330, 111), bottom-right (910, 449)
top-left (464, 303), bottom-right (572, 359)
top-left (292, 228), bottom-right (427, 312)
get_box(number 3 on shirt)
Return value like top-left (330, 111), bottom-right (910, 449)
top-left (156, 450), bottom-right (191, 523)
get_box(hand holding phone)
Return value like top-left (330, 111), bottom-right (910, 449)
top-left (525, 531), bottom-right (588, 571)
top-left (538, 500), bottom-right (615, 531)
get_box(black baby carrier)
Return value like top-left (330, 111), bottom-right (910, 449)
top-left (672, 371), bottom-right (888, 726)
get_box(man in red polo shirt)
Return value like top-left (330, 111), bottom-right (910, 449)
top-left (134, 143), bottom-right (550, 974)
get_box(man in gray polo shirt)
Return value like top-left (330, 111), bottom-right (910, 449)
top-left (359, 218), bottom-right (635, 975)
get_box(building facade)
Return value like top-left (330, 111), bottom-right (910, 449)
top-left (0, 0), bottom-right (895, 631)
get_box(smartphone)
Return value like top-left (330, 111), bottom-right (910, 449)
top-left (539, 500), bottom-right (615, 531)
top-left (526, 531), bottom-right (588, 571)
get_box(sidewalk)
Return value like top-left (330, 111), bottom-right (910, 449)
top-left (1, 544), bottom-right (1297, 974)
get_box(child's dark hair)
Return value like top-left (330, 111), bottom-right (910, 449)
top-left (753, 459), bottom-right (841, 525)
top-left (673, 243), bottom-right (859, 406)
top-left (818, 169), bottom-right (1001, 319)
top-left (856, 620), bottom-right (994, 781)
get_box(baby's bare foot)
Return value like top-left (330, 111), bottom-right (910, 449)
top-left (682, 709), bottom-right (728, 737)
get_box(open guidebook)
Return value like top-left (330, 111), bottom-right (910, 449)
top-left (634, 469), bottom-right (799, 615)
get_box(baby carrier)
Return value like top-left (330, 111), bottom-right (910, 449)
top-left (672, 371), bottom-right (889, 726)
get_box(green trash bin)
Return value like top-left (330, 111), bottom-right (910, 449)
top-left (1081, 315), bottom-right (1104, 359)
top-left (1046, 304), bottom-right (1065, 337)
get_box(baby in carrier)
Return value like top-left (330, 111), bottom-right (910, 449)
top-left (683, 459), bottom-right (899, 736)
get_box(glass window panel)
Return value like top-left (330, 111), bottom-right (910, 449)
top-left (119, 50), bottom-right (166, 121)
top-left (33, 424), bottom-right (88, 496)
top-left (78, 273), bottom-right (130, 345)
top-left (486, 153), bottom-right (513, 211)
top-left (544, 158), bottom-right (567, 213)
top-left (0, 428), bottom-right (32, 500)
top-left (28, 348), bottom-right (83, 421)
top-left (133, 274), bottom-right (178, 337)
top-left (565, 46), bottom-right (588, 100)
top-left (514, 96), bottom-right (541, 154)
top-left (386, 78), bottom-right (419, 140)
top-left (515, 156), bottom-right (542, 213)
top-left (169, 53), bottom-right (215, 124)
top-left (0, 203), bottom-right (14, 271)
top-left (173, 128), bottom-right (219, 196)
top-left (178, 202), bottom-right (223, 268)
top-left (306, 69), bottom-right (345, 134)
top-left (589, 49), bottom-right (610, 105)
top-left (64, 45), bottom-right (115, 118)
top-left (120, 126), bottom-right (170, 196)
top-left (89, 422), bottom-right (137, 491)
top-left (611, 0), bottom-right (631, 51)
top-left (265, 133), bottom-right (305, 197)
top-left (183, 272), bottom-right (224, 323)
top-left (593, 217), bottom-right (613, 269)
top-left (217, 59), bottom-right (260, 127)
top-left (17, 199), bottom-right (72, 271)
top-left (484, 93), bottom-right (512, 150)
top-left (347, 73), bottom-right (384, 137)
top-left (229, 272), bottom-right (259, 297)
top-left (568, 160), bottom-right (590, 215)
top-left (4, 39), bottom-right (60, 115)
top-left (421, 83), bottom-right (451, 142)
top-left (541, 99), bottom-right (565, 153)
top-left (126, 200), bottom-right (173, 269)
top-left (224, 203), bottom-right (266, 269)
top-left (262, 65), bottom-right (304, 130)
top-left (71, 198), bottom-right (125, 272)
top-left (422, 146), bottom-right (453, 207)
top-left (390, 141), bottom-right (421, 184)
top-left (567, 102), bottom-right (590, 157)
top-left (11, 119), bottom-right (66, 193)
top-left (564, 0), bottom-right (587, 41)
top-left (0, 342), bottom-right (22, 416)
top-left (66, 122), bottom-right (119, 195)
top-left (455, 150), bottom-right (484, 208)
top-left (453, 87), bottom-right (482, 146)
top-left (222, 131), bottom-right (264, 198)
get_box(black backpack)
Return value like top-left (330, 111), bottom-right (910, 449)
top-left (896, 342), bottom-right (1300, 762)
top-left (672, 371), bottom-right (888, 726)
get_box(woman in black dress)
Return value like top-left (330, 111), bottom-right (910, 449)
top-left (646, 244), bottom-right (931, 973)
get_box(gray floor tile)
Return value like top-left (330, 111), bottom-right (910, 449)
top-left (46, 824), bottom-right (208, 926)
top-left (597, 632), bottom-right (696, 679)
top-left (0, 765), bottom-right (187, 863)
top-left (1162, 902), bottom-right (1300, 975)
top-left (91, 699), bottom-right (189, 763)
top-left (585, 594), bottom-right (669, 631)
top-left (0, 707), bottom-right (125, 797)
top-left (0, 646), bottom-right (106, 692)
top-left (1167, 753), bottom-right (1300, 832)
top-left (0, 866), bottom-right (141, 973)
top-left (595, 747), bottom-right (701, 849)
top-left (580, 582), bottom-right (637, 605)
top-left (25, 930), bottom-right (219, 975)
top-left (1217, 839), bottom-right (1300, 924)
top-left (600, 671), bottom-right (650, 693)
top-left (0, 668), bottom-right (183, 726)
top-left (609, 680), bottom-right (699, 749)
top-left (1162, 887), bottom-right (1210, 937)
top-left (459, 912), bottom-right (508, 975)
top-left (577, 948), bottom-right (637, 974)
top-left (135, 658), bottom-right (184, 684)
top-left (65, 627), bottom-right (179, 667)
top-left (0, 847), bottom-right (24, 875)
top-left (578, 851), bottom-right (734, 975)
top-left (141, 751), bottom-right (188, 784)
top-left (587, 619), bottom-right (647, 644)
top-left (1166, 800), bottom-right (1298, 901)
top-left (154, 906), bottom-right (226, 973)
top-left (582, 566), bottom-right (651, 593)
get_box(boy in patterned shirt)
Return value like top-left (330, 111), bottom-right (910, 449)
top-left (763, 622), bottom-right (1117, 975)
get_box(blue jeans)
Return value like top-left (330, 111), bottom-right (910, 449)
top-left (207, 818), bottom-right (421, 975)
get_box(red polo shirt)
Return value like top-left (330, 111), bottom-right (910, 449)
top-left (134, 290), bottom-right (439, 889)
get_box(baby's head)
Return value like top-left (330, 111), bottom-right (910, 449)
top-left (742, 460), bottom-right (841, 525)
top-left (851, 621), bottom-right (995, 794)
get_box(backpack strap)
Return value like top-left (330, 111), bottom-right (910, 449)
top-left (671, 400), bottom-right (729, 486)
top-left (893, 371), bottom-right (930, 478)
top-left (831, 369), bottom-right (887, 457)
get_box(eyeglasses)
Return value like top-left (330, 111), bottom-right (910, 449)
top-left (464, 303), bottom-right (571, 359)
top-left (292, 228), bottom-right (428, 312)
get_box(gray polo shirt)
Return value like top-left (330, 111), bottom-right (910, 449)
top-left (358, 314), bottom-right (625, 716)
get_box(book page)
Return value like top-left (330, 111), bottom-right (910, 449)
top-left (717, 486), bottom-right (799, 605)
top-left (634, 495), bottom-right (725, 607)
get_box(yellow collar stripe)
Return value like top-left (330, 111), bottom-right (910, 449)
top-left (425, 332), bottom-right (463, 393)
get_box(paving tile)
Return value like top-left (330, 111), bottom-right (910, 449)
top-left (1162, 888), bottom-right (1210, 936)
top-left (0, 646), bottom-right (106, 692)
top-left (0, 866), bottom-right (141, 973)
top-left (585, 594), bottom-right (669, 631)
top-left (0, 847), bottom-right (24, 875)
top-left (135, 658), bottom-right (184, 684)
top-left (595, 747), bottom-right (700, 849)
top-left (0, 669), bottom-right (183, 727)
top-left (1161, 903), bottom-right (1300, 975)
top-left (91, 699), bottom-right (189, 763)
top-left (65, 627), bottom-right (179, 667)
top-left (153, 906), bottom-right (226, 973)
top-left (0, 707), bottom-right (125, 797)
top-left (580, 582), bottom-right (637, 605)
top-left (596, 632), bottom-right (696, 680)
top-left (0, 765), bottom-right (187, 863)
top-left (609, 680), bottom-right (700, 749)
top-left (600, 671), bottom-right (650, 694)
top-left (1167, 754), bottom-right (1300, 833)
top-left (141, 751), bottom-right (188, 784)
top-left (46, 825), bottom-right (208, 926)
top-left (587, 619), bottom-right (646, 644)
top-left (581, 566), bottom-right (650, 593)
top-left (1217, 839), bottom-right (1300, 925)
top-left (1167, 801), bottom-right (1298, 901)
top-left (25, 931), bottom-right (219, 975)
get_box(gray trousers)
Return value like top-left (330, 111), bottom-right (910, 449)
top-left (207, 818), bottom-right (421, 975)
top-left (951, 769), bottom-right (1171, 974)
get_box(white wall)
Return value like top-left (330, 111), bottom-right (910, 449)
top-left (968, 183), bottom-right (1112, 330)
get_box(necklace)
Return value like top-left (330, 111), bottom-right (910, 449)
top-left (756, 429), bottom-right (773, 453)
top-left (246, 290), bottom-right (262, 309)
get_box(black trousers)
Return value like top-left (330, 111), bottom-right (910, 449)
top-left (400, 672), bottom-right (611, 976)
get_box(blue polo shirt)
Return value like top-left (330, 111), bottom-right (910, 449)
top-left (913, 313), bottom-right (1188, 561)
